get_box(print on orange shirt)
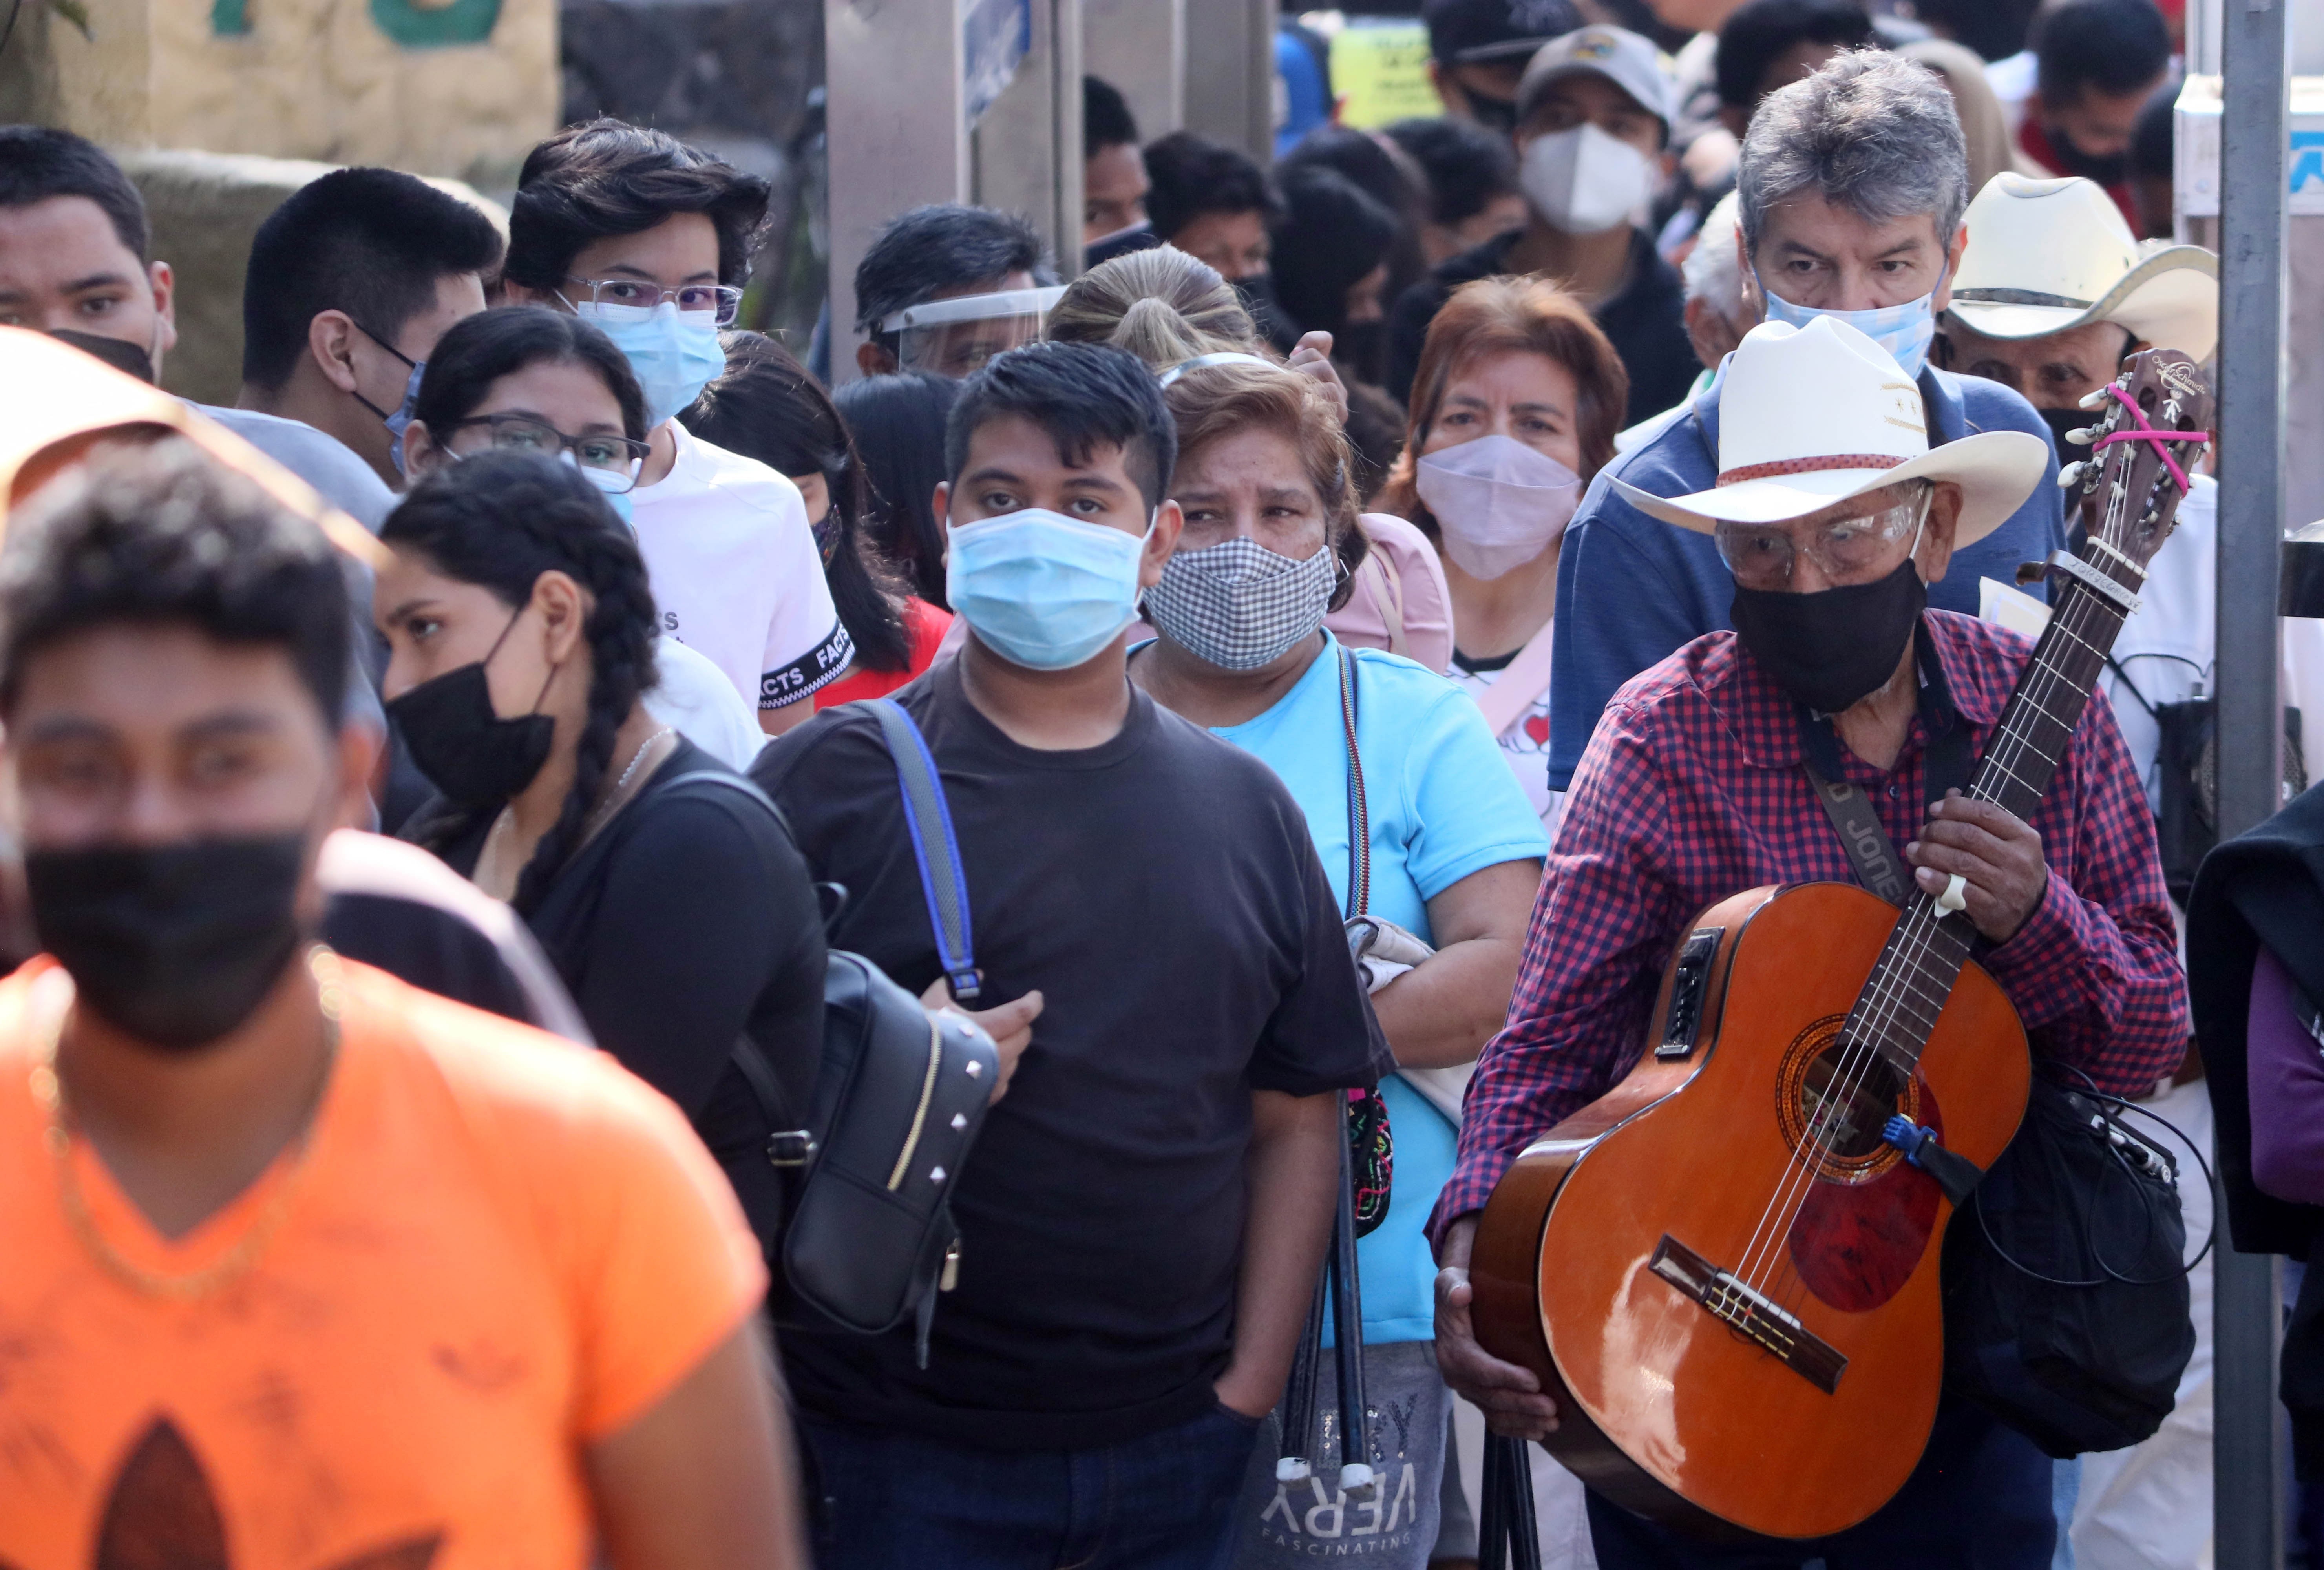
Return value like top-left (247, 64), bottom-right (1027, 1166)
top-left (0, 958), bottom-right (765, 1570)
top-left (6, 1418), bottom-right (441, 1570)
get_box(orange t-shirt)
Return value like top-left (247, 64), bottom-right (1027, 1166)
top-left (0, 957), bottom-right (766, 1570)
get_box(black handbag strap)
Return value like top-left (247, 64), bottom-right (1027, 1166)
top-left (1339, 643), bottom-right (1369, 920)
top-left (651, 768), bottom-right (818, 1159)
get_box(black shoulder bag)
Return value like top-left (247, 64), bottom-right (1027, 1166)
top-left (702, 699), bottom-right (1001, 1368)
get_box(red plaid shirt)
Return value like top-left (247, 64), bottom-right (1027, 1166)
top-left (1432, 610), bottom-right (2190, 1241)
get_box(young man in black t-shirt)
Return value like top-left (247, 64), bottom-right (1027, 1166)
top-left (755, 343), bottom-right (1387, 1569)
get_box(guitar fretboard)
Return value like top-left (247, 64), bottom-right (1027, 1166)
top-left (1841, 555), bottom-right (2139, 1079)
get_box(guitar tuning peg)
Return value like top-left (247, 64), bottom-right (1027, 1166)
top-left (2065, 426), bottom-right (2097, 445)
top-left (2079, 387), bottom-right (2112, 410)
top-left (2058, 461), bottom-right (2087, 487)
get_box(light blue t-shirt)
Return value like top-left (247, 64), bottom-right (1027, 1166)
top-left (1208, 633), bottom-right (1548, 1344)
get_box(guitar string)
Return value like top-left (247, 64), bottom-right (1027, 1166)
top-left (1730, 388), bottom-right (2190, 1320)
top-left (1721, 385), bottom-right (2167, 1296)
top-left (1726, 416), bottom-right (2166, 1300)
top-left (1727, 414), bottom-right (2167, 1297)
top-left (1732, 561), bottom-right (2130, 1299)
top-left (1732, 432), bottom-right (2168, 1305)
top-left (1732, 578), bottom-right (2123, 1301)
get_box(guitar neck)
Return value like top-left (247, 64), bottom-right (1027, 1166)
top-left (1842, 559), bottom-right (2139, 1078)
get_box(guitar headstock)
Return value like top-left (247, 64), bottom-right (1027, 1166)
top-left (2057, 348), bottom-right (2214, 576)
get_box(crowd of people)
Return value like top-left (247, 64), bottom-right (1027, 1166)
top-left (0, 0), bottom-right (2296, 1563)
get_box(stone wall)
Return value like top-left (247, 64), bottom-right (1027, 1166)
top-left (121, 151), bottom-right (506, 408)
top-left (0, 0), bottom-right (557, 185)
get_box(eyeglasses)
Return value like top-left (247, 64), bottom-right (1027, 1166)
top-left (444, 415), bottom-right (651, 491)
top-left (561, 276), bottom-right (744, 325)
top-left (1714, 489), bottom-right (1931, 591)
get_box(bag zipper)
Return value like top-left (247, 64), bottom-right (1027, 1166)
top-left (887, 1014), bottom-right (944, 1190)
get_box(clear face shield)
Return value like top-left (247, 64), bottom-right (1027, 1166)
top-left (881, 286), bottom-right (1067, 378)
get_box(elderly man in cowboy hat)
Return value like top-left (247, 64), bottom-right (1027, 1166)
top-left (1942, 171), bottom-right (2216, 460)
top-left (1538, 52), bottom-right (2072, 809)
top-left (1427, 317), bottom-right (2189, 1568)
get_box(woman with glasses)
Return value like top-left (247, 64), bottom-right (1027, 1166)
top-left (402, 306), bottom-right (768, 769)
top-left (504, 119), bottom-right (852, 735)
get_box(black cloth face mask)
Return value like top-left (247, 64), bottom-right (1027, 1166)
top-left (385, 609), bottom-right (555, 808)
top-left (27, 834), bottom-right (309, 1051)
top-left (2039, 404), bottom-right (2093, 464)
top-left (2043, 125), bottom-right (2129, 188)
top-left (1462, 87), bottom-right (1519, 135)
top-left (1730, 555), bottom-right (1929, 715)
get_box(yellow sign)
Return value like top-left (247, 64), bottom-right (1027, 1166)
top-left (1330, 21), bottom-right (1440, 130)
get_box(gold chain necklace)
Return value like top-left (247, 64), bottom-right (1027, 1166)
top-left (28, 945), bottom-right (346, 1301)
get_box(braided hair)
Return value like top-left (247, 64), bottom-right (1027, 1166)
top-left (382, 451), bottom-right (660, 914)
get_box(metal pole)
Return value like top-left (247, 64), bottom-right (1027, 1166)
top-left (824, 0), bottom-right (970, 385)
top-left (2214, 0), bottom-right (2290, 1551)
top-left (1182, 0), bottom-right (1278, 162)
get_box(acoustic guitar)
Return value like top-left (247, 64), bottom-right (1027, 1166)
top-left (1469, 349), bottom-right (2213, 1541)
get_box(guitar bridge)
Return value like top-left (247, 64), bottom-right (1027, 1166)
top-left (1649, 1234), bottom-right (1847, 1394)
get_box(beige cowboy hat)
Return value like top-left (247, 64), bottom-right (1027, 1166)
top-left (1611, 316), bottom-right (2048, 544)
top-left (1947, 172), bottom-right (2217, 361)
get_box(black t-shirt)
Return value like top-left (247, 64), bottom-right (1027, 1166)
top-left (1386, 226), bottom-right (1697, 426)
top-left (425, 737), bottom-right (827, 1244)
top-left (751, 660), bottom-right (1387, 1450)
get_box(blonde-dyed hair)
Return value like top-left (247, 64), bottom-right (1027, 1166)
top-left (1046, 246), bottom-right (1264, 369)
top-left (1376, 276), bottom-right (1629, 537)
top-left (1162, 359), bottom-right (1368, 611)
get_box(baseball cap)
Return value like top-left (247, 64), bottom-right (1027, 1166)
top-left (1516, 26), bottom-right (1677, 129)
top-left (1424, 0), bottom-right (1584, 65)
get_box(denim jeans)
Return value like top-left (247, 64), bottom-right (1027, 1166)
top-left (800, 1401), bottom-right (1263, 1570)
top-left (1583, 1397), bottom-right (2055, 1570)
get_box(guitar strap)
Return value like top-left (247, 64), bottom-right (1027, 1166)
top-left (1797, 623), bottom-right (1975, 911)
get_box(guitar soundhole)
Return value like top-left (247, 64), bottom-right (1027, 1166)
top-left (1798, 1041), bottom-right (1908, 1161)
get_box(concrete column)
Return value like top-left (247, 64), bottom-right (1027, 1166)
top-left (1182, 0), bottom-right (1277, 162)
top-left (825, 0), bottom-right (971, 383)
top-left (1082, 0), bottom-right (1185, 142)
top-left (972, 0), bottom-right (1084, 279)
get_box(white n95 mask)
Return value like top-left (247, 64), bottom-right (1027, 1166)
top-left (1414, 434), bottom-right (1583, 580)
top-left (1520, 125), bottom-right (1654, 237)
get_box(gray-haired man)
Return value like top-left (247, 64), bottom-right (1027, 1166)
top-left (1537, 50), bottom-right (2068, 794)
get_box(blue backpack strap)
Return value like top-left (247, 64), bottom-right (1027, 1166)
top-left (865, 698), bottom-right (981, 1004)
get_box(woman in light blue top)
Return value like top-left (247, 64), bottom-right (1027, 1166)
top-left (1127, 354), bottom-right (1546, 1568)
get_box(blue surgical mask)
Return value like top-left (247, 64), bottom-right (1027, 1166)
top-left (351, 321), bottom-right (424, 476)
top-left (1752, 265), bottom-right (1946, 380)
top-left (945, 508), bottom-right (1153, 671)
top-left (571, 299), bottom-right (727, 428)
top-left (566, 451), bottom-right (637, 526)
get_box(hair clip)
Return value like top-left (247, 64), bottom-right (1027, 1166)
top-left (1157, 352), bottom-right (1280, 389)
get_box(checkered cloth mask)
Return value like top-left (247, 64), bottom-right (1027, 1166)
top-left (1144, 535), bottom-right (1338, 671)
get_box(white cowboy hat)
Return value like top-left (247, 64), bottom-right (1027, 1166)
top-left (1611, 316), bottom-right (2048, 544)
top-left (1947, 172), bottom-right (2217, 361)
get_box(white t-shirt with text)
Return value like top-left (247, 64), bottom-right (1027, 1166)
top-left (629, 422), bottom-right (852, 709)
